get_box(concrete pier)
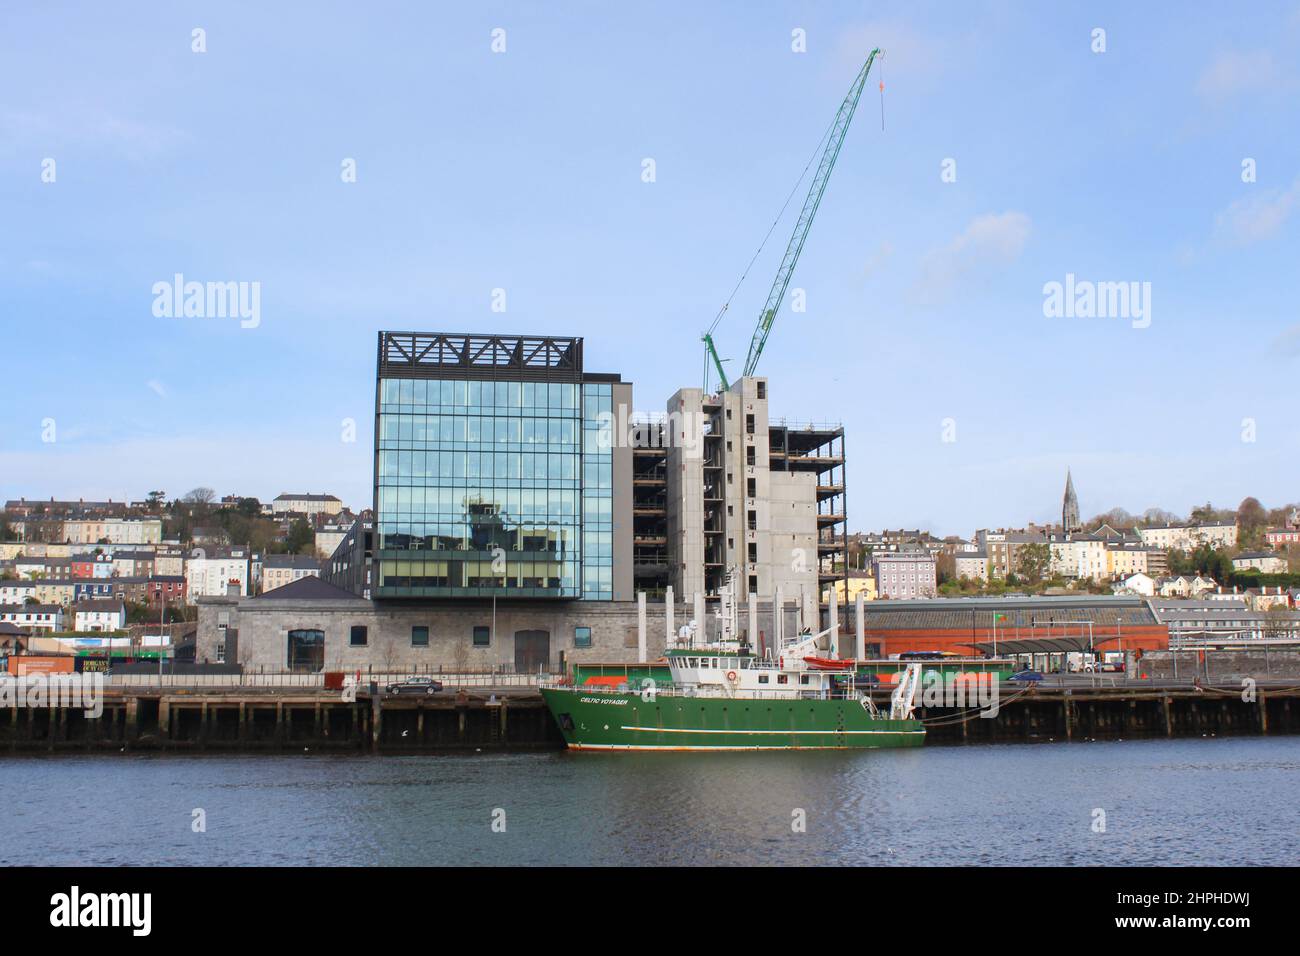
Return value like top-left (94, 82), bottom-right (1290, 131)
top-left (3, 681), bottom-right (1300, 753)
top-left (0, 687), bottom-right (562, 754)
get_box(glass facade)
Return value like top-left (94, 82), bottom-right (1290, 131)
top-left (581, 383), bottom-right (613, 600)
top-left (375, 374), bottom-right (613, 599)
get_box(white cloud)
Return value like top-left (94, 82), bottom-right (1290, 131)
top-left (1275, 323), bottom-right (1300, 357)
top-left (913, 211), bottom-right (1030, 304)
top-left (862, 240), bottom-right (894, 278)
top-left (0, 108), bottom-right (189, 161)
top-left (1196, 50), bottom-right (1281, 103)
top-left (1214, 175), bottom-right (1300, 244)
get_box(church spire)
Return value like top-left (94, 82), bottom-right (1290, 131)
top-left (1062, 469), bottom-right (1080, 534)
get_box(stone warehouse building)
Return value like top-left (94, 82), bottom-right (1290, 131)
top-left (196, 576), bottom-right (819, 672)
top-left (196, 331), bottom-right (846, 672)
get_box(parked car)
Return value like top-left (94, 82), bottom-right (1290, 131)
top-left (385, 676), bottom-right (444, 695)
top-left (1007, 670), bottom-right (1044, 683)
top-left (1082, 660), bottom-right (1125, 673)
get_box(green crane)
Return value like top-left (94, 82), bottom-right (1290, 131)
top-left (703, 47), bottom-right (882, 392)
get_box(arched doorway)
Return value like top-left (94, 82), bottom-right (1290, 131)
top-left (514, 630), bottom-right (551, 673)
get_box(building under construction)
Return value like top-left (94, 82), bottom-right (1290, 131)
top-left (632, 375), bottom-right (847, 612)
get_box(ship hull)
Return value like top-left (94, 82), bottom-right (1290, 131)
top-left (540, 687), bottom-right (925, 751)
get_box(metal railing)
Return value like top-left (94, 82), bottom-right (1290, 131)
top-left (104, 670), bottom-right (561, 690)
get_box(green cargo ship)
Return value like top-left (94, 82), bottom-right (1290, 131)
top-left (541, 632), bottom-right (925, 751)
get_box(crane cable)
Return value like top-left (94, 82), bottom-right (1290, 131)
top-left (878, 58), bottom-right (885, 131)
top-left (705, 112), bottom-right (840, 342)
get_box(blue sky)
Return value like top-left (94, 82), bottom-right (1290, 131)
top-left (3, 2), bottom-right (1299, 537)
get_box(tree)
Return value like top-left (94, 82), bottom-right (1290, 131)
top-left (1262, 606), bottom-right (1295, 640)
top-left (182, 487), bottom-right (216, 506)
top-left (146, 490), bottom-right (167, 511)
top-left (236, 497), bottom-right (261, 518)
top-left (1090, 507), bottom-right (1135, 530)
top-left (1016, 543), bottom-right (1051, 585)
top-left (1237, 497), bottom-right (1267, 548)
top-left (285, 518), bottom-right (313, 555)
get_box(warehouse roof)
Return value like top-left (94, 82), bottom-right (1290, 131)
top-left (863, 596), bottom-right (1159, 630)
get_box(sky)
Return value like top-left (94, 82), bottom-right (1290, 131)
top-left (3, 2), bottom-right (1299, 537)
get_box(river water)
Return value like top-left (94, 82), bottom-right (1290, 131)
top-left (2, 737), bottom-right (1297, 866)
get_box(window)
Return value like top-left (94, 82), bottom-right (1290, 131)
top-left (411, 625), bottom-right (429, 647)
top-left (350, 625), bottom-right (368, 647)
top-left (287, 629), bottom-right (325, 672)
top-left (473, 625), bottom-right (490, 647)
top-left (756, 382), bottom-right (766, 400)
top-left (574, 626), bottom-right (592, 648)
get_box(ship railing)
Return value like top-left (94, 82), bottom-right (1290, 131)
top-left (551, 682), bottom-right (879, 703)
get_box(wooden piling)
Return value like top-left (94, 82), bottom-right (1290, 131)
top-left (125, 696), bottom-right (139, 747)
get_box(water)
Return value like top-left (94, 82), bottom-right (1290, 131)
top-left (2, 738), bottom-right (1297, 866)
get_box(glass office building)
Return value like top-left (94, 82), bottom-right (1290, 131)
top-left (373, 332), bottom-right (627, 600)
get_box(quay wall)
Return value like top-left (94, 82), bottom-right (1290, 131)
top-left (1141, 649), bottom-right (1300, 681)
top-left (4, 683), bottom-right (1300, 753)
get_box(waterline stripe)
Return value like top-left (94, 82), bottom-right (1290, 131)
top-left (619, 725), bottom-right (924, 736)
top-left (570, 743), bottom-right (890, 751)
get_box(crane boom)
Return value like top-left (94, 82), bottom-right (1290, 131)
top-left (741, 48), bottom-right (881, 379)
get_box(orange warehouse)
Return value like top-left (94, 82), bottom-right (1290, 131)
top-left (859, 595), bottom-right (1168, 658)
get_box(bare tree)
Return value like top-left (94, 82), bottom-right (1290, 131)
top-left (182, 487), bottom-right (216, 506)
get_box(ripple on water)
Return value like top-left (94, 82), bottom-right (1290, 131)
top-left (0, 739), bottom-right (1297, 866)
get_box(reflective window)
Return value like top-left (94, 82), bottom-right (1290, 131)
top-left (375, 375), bottom-right (601, 599)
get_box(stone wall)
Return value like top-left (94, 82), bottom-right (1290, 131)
top-left (197, 595), bottom-right (821, 672)
top-left (1141, 649), bottom-right (1300, 681)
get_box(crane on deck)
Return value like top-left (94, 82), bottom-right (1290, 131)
top-left (703, 47), bottom-right (882, 392)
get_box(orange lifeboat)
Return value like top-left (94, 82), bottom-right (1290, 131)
top-left (802, 656), bottom-right (856, 671)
